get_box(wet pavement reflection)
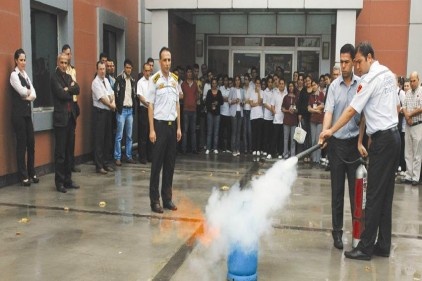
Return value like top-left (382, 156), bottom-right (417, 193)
top-left (0, 153), bottom-right (421, 280)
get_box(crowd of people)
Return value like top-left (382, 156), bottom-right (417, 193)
top-left (9, 41), bottom-right (422, 259)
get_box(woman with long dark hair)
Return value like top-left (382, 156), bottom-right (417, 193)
top-left (9, 48), bottom-right (39, 186)
top-left (205, 77), bottom-right (224, 154)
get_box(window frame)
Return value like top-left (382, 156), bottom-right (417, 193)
top-left (21, 0), bottom-right (74, 132)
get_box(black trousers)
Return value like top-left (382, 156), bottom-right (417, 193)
top-left (93, 107), bottom-right (112, 170)
top-left (12, 115), bottom-right (35, 181)
top-left (149, 120), bottom-right (177, 205)
top-left (70, 103), bottom-right (79, 169)
top-left (219, 115), bottom-right (231, 151)
top-left (328, 136), bottom-right (360, 233)
top-left (251, 118), bottom-right (263, 152)
top-left (137, 106), bottom-right (151, 162)
top-left (357, 128), bottom-right (400, 255)
top-left (262, 119), bottom-right (274, 154)
top-left (271, 123), bottom-right (283, 156)
top-left (54, 116), bottom-right (76, 188)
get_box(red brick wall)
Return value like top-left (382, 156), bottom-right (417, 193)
top-left (0, 0), bottom-right (139, 177)
top-left (356, 0), bottom-right (410, 76)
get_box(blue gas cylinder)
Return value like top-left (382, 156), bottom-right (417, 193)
top-left (227, 246), bottom-right (258, 281)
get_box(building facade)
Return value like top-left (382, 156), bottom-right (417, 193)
top-left (0, 0), bottom-right (420, 185)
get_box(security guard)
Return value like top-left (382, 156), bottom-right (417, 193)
top-left (147, 47), bottom-right (182, 214)
top-left (320, 41), bottom-right (400, 260)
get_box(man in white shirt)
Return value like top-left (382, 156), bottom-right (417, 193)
top-left (137, 63), bottom-right (152, 164)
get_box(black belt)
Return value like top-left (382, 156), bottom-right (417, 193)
top-left (94, 107), bottom-right (109, 112)
top-left (155, 119), bottom-right (175, 126)
top-left (410, 121), bottom-right (422, 127)
top-left (371, 127), bottom-right (398, 139)
top-left (332, 136), bottom-right (358, 143)
top-left (123, 106), bottom-right (132, 109)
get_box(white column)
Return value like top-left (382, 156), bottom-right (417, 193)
top-left (151, 10), bottom-right (169, 68)
top-left (335, 10), bottom-right (357, 64)
top-left (407, 0), bottom-right (422, 76)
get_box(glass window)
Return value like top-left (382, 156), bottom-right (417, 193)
top-left (265, 54), bottom-right (292, 81)
top-left (31, 9), bottom-right (58, 108)
top-left (233, 53), bottom-right (260, 77)
top-left (208, 49), bottom-right (229, 75)
top-left (104, 25), bottom-right (118, 69)
top-left (232, 37), bottom-right (262, 47)
top-left (264, 37), bottom-right (295, 47)
top-left (208, 36), bottom-right (230, 46)
top-left (298, 37), bottom-right (321, 47)
top-left (297, 51), bottom-right (320, 80)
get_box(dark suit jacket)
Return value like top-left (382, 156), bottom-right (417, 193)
top-left (51, 68), bottom-right (80, 127)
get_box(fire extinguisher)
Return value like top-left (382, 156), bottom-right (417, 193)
top-left (352, 158), bottom-right (367, 248)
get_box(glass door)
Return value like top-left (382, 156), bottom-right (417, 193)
top-left (232, 52), bottom-right (261, 77)
top-left (264, 52), bottom-right (293, 82)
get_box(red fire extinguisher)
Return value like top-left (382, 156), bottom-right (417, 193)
top-left (352, 159), bottom-right (367, 248)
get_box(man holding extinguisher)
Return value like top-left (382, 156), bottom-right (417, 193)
top-left (321, 43), bottom-right (361, 250)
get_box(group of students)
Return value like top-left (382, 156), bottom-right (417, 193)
top-left (187, 67), bottom-right (332, 165)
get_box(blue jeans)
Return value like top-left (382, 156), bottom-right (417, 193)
top-left (182, 111), bottom-right (197, 152)
top-left (243, 110), bottom-right (251, 152)
top-left (207, 113), bottom-right (220, 150)
top-left (231, 112), bottom-right (243, 152)
top-left (114, 107), bottom-right (133, 160)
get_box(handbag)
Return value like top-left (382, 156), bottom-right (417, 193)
top-left (294, 122), bottom-right (307, 144)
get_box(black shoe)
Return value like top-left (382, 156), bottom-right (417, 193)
top-left (72, 166), bottom-right (81, 173)
top-left (163, 201), bottom-right (177, 211)
top-left (344, 248), bottom-right (371, 261)
top-left (126, 158), bottom-right (136, 164)
top-left (373, 245), bottom-right (390, 257)
top-left (21, 179), bottom-right (31, 187)
top-left (56, 186), bottom-right (67, 193)
top-left (412, 181), bottom-right (419, 186)
top-left (401, 178), bottom-right (412, 184)
top-left (139, 159), bottom-right (147, 164)
top-left (65, 182), bottom-right (80, 189)
top-left (151, 203), bottom-right (163, 213)
top-left (192, 150), bottom-right (199, 154)
top-left (96, 168), bottom-right (108, 174)
top-left (31, 175), bottom-right (40, 183)
top-left (332, 231), bottom-right (343, 249)
top-left (104, 166), bottom-right (114, 172)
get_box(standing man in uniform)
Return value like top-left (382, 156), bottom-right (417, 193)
top-left (51, 53), bottom-right (80, 193)
top-left (320, 42), bottom-right (401, 260)
top-left (402, 71), bottom-right (422, 186)
top-left (148, 47), bottom-right (182, 213)
top-left (137, 62), bottom-right (152, 164)
top-left (322, 44), bottom-right (361, 250)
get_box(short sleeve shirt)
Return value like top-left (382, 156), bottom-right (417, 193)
top-left (148, 70), bottom-right (179, 121)
top-left (324, 75), bottom-right (360, 139)
top-left (350, 61), bottom-right (400, 135)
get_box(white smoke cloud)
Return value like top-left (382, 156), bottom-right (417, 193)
top-left (187, 157), bottom-right (298, 279)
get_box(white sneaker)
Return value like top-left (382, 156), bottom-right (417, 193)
top-left (400, 171), bottom-right (406, 176)
top-left (278, 155), bottom-right (282, 159)
top-left (263, 152), bottom-right (267, 156)
top-left (257, 151), bottom-right (261, 156)
top-left (252, 151), bottom-right (257, 156)
top-left (213, 149), bottom-right (218, 154)
top-left (232, 152), bottom-right (237, 156)
top-left (205, 149), bottom-right (210, 155)
top-left (266, 154), bottom-right (272, 159)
